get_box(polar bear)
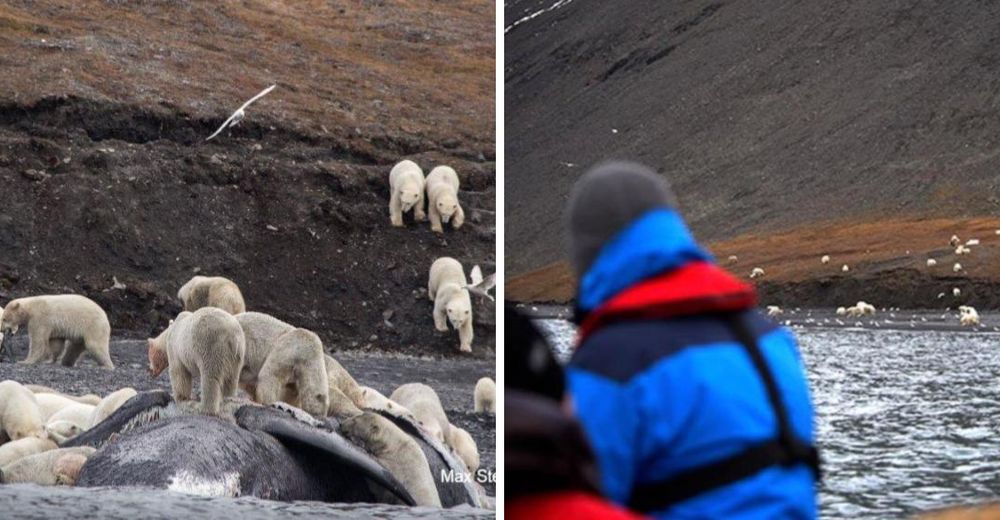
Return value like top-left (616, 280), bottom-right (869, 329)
top-left (44, 420), bottom-right (84, 444)
top-left (234, 312), bottom-right (329, 416)
top-left (0, 447), bottom-right (95, 486)
top-left (324, 355), bottom-right (365, 418)
top-left (360, 386), bottom-right (414, 417)
top-left (388, 159), bottom-right (426, 227)
top-left (390, 383), bottom-right (451, 443)
top-left (47, 403), bottom-right (95, 437)
top-left (89, 387), bottom-right (138, 427)
top-left (0, 381), bottom-right (46, 441)
top-left (340, 412), bottom-right (441, 507)
top-left (445, 426), bottom-right (479, 473)
top-left (177, 276), bottom-right (246, 315)
top-left (0, 437), bottom-right (56, 467)
top-left (148, 308), bottom-right (246, 417)
top-left (25, 385), bottom-right (100, 405)
top-left (474, 377), bottom-right (495, 414)
top-left (0, 295), bottom-right (113, 368)
top-left (35, 393), bottom-right (86, 422)
top-left (428, 257), bottom-right (474, 352)
top-left (425, 166), bottom-right (464, 233)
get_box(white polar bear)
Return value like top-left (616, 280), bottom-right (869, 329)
top-left (35, 393), bottom-right (83, 422)
top-left (47, 404), bottom-right (95, 433)
top-left (234, 312), bottom-right (330, 417)
top-left (0, 437), bottom-right (57, 467)
top-left (44, 420), bottom-right (84, 444)
top-left (0, 295), bottom-right (113, 368)
top-left (324, 355), bottom-right (365, 418)
top-left (445, 426), bottom-right (480, 473)
top-left (390, 383), bottom-right (451, 443)
top-left (474, 377), bottom-right (495, 414)
top-left (388, 160), bottom-right (427, 227)
top-left (148, 308), bottom-right (246, 417)
top-left (89, 387), bottom-right (138, 428)
top-left (425, 166), bottom-right (465, 233)
top-left (178, 276), bottom-right (246, 315)
top-left (340, 412), bottom-right (442, 507)
top-left (429, 257), bottom-right (475, 352)
top-left (25, 385), bottom-right (101, 406)
top-left (0, 447), bottom-right (95, 486)
top-left (0, 381), bottom-right (46, 442)
top-left (359, 386), bottom-right (415, 417)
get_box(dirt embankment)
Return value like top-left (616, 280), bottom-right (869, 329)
top-left (0, 1), bottom-right (495, 357)
top-left (505, 0), bottom-right (1000, 277)
top-left (508, 217), bottom-right (1000, 310)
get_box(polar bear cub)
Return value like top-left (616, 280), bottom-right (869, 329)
top-left (234, 312), bottom-right (330, 416)
top-left (388, 160), bottom-right (426, 227)
top-left (0, 381), bottom-right (46, 442)
top-left (1, 295), bottom-right (113, 368)
top-left (148, 308), bottom-right (246, 417)
top-left (428, 257), bottom-right (474, 352)
top-left (177, 276), bottom-right (246, 315)
top-left (474, 377), bottom-right (495, 414)
top-left (425, 166), bottom-right (464, 233)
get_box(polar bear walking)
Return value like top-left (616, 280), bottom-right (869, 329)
top-left (428, 257), bottom-right (475, 352)
top-left (474, 377), bottom-right (495, 414)
top-left (388, 160), bottom-right (427, 227)
top-left (177, 276), bottom-right (246, 315)
top-left (147, 308), bottom-right (246, 417)
top-left (234, 312), bottom-right (331, 416)
top-left (1, 295), bottom-right (113, 368)
top-left (425, 166), bottom-right (464, 233)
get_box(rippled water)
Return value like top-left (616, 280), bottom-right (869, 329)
top-left (0, 485), bottom-right (493, 519)
top-left (537, 319), bottom-right (1000, 518)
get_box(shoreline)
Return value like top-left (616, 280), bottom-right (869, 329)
top-left (515, 303), bottom-right (1000, 334)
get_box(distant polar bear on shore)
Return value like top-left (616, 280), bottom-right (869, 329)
top-left (428, 257), bottom-right (474, 353)
top-left (0, 380), bottom-right (46, 442)
top-left (1, 295), bottom-right (113, 368)
top-left (148, 308), bottom-right (246, 417)
top-left (388, 160), bottom-right (426, 227)
top-left (425, 166), bottom-right (464, 233)
top-left (474, 377), bottom-right (495, 414)
top-left (234, 312), bottom-right (330, 417)
top-left (177, 276), bottom-right (246, 315)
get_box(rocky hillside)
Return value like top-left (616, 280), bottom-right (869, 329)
top-left (506, 0), bottom-right (1000, 281)
top-left (0, 0), bottom-right (496, 357)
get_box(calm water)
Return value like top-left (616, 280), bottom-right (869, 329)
top-left (0, 485), bottom-right (493, 519)
top-left (537, 320), bottom-right (1000, 518)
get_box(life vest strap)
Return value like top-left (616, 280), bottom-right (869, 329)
top-left (626, 312), bottom-right (821, 513)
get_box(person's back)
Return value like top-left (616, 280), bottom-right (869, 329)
top-left (564, 162), bottom-right (819, 519)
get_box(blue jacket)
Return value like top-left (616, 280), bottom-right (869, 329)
top-left (567, 208), bottom-right (818, 519)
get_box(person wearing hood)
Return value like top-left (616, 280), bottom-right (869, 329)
top-left (505, 303), bottom-right (642, 520)
top-left (564, 162), bottom-right (820, 519)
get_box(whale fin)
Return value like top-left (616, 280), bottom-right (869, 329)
top-left (263, 419), bottom-right (417, 507)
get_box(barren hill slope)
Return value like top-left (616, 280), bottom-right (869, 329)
top-left (506, 0), bottom-right (1000, 278)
